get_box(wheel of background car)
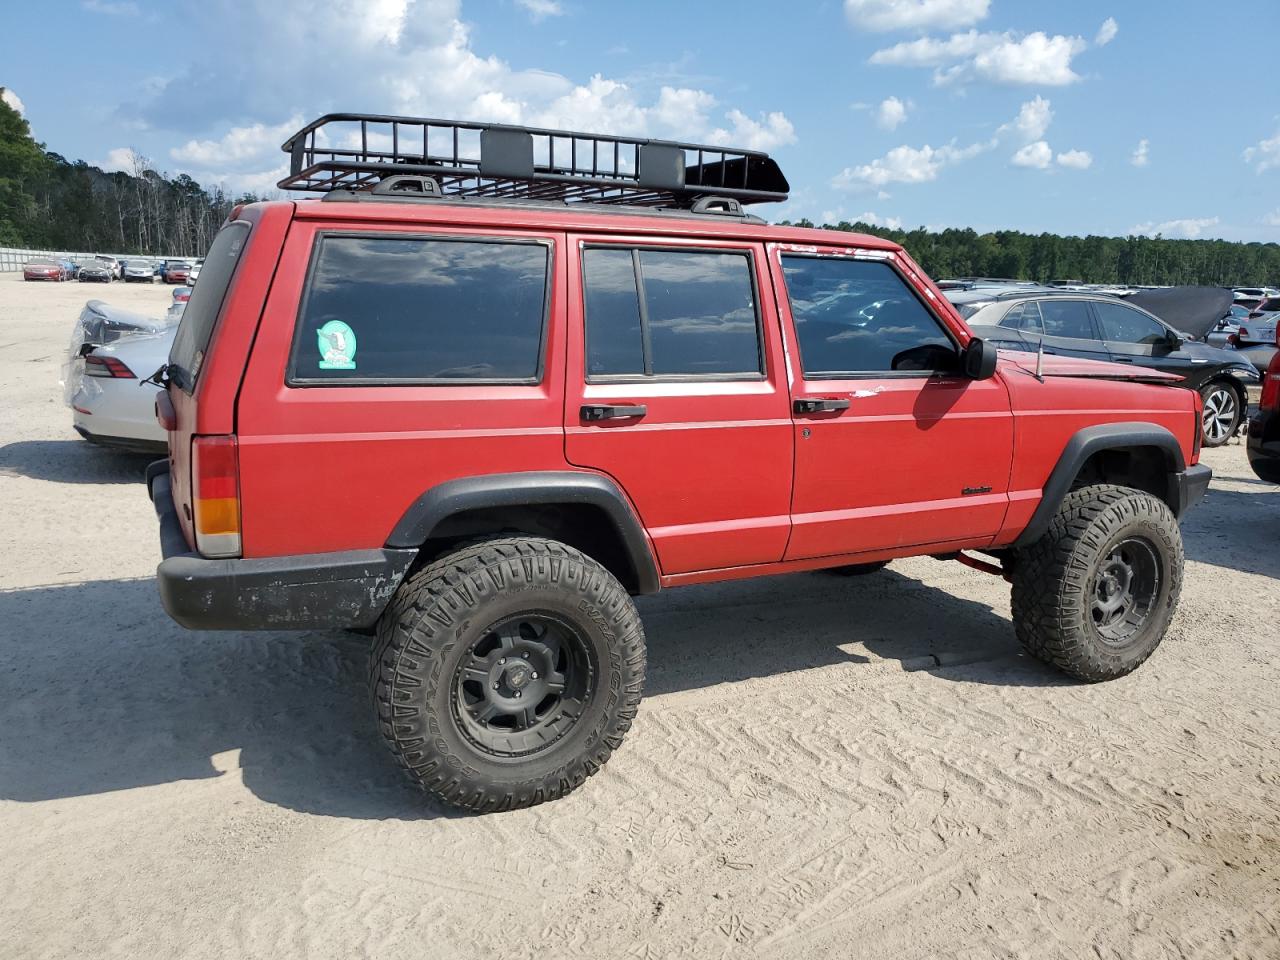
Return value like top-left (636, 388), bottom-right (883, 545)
top-left (1199, 381), bottom-right (1240, 447)
top-left (1010, 484), bottom-right (1182, 681)
top-left (370, 536), bottom-right (646, 812)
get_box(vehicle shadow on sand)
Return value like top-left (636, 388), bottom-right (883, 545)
top-left (0, 439), bottom-right (157, 485)
top-left (0, 568), bottom-right (1060, 819)
top-left (1179, 480), bottom-right (1280, 581)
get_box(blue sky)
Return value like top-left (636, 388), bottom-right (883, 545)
top-left (3, 0), bottom-right (1279, 241)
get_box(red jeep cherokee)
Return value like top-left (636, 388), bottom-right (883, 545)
top-left (147, 114), bottom-right (1211, 812)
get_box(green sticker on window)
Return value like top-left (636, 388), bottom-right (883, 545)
top-left (317, 320), bottom-right (357, 370)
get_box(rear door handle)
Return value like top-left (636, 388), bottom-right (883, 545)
top-left (580, 403), bottom-right (647, 421)
top-left (794, 397), bottom-right (851, 414)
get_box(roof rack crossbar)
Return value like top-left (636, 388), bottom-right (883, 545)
top-left (279, 112), bottom-right (789, 208)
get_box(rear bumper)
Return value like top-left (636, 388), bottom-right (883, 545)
top-left (1175, 464), bottom-right (1213, 514)
top-left (1247, 410), bottom-right (1280, 483)
top-left (148, 463), bottom-right (415, 631)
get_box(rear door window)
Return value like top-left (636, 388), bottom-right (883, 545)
top-left (1035, 299), bottom-right (1098, 340)
top-left (168, 220), bottom-right (250, 391)
top-left (290, 235), bottom-right (550, 384)
top-left (581, 247), bottom-right (763, 379)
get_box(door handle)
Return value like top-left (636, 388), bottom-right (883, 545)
top-left (580, 403), bottom-right (647, 421)
top-left (1113, 356), bottom-right (1134, 362)
top-left (794, 397), bottom-right (851, 414)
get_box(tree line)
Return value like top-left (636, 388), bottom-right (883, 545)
top-left (0, 89), bottom-right (259, 257)
top-left (782, 218), bottom-right (1280, 288)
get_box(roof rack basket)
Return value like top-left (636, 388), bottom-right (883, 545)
top-left (278, 113), bottom-right (789, 208)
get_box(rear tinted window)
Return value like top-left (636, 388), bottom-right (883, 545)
top-left (291, 236), bottom-right (550, 383)
top-left (169, 220), bottom-right (250, 390)
top-left (581, 247), bottom-right (762, 379)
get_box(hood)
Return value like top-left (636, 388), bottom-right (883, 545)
top-left (995, 349), bottom-right (1182, 384)
top-left (1176, 337), bottom-right (1261, 373)
top-left (1127, 287), bottom-right (1233, 340)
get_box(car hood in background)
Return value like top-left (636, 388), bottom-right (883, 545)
top-left (1126, 287), bottom-right (1233, 341)
top-left (994, 350), bottom-right (1183, 384)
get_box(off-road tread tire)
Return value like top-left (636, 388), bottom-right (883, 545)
top-left (1010, 483), bottom-right (1183, 682)
top-left (371, 536), bottom-right (646, 813)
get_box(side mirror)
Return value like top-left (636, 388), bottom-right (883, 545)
top-left (963, 337), bottom-right (998, 380)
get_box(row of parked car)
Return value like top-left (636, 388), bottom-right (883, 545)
top-left (937, 280), bottom-right (1277, 447)
top-left (22, 255), bottom-right (202, 285)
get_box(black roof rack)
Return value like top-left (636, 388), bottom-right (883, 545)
top-left (278, 113), bottom-right (789, 208)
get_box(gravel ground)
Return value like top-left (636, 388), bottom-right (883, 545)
top-left (1, 270), bottom-right (1278, 960)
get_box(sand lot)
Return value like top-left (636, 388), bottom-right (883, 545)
top-left (0, 269), bottom-right (1277, 959)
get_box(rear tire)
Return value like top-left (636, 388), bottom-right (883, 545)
top-left (1199, 381), bottom-right (1241, 447)
top-left (1011, 484), bottom-right (1182, 682)
top-left (371, 536), bottom-right (646, 812)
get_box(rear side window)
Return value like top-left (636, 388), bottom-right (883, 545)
top-left (169, 221), bottom-right (250, 391)
top-left (1001, 302), bottom-right (1045, 332)
top-left (581, 247), bottom-right (763, 379)
top-left (290, 236), bottom-right (550, 384)
top-left (1036, 299), bottom-right (1097, 340)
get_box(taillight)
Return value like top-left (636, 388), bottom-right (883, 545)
top-left (191, 435), bottom-right (241, 558)
top-left (84, 355), bottom-right (136, 378)
top-left (1191, 389), bottom-right (1203, 462)
top-left (1238, 327), bottom-right (1250, 340)
top-left (1262, 356), bottom-right (1280, 411)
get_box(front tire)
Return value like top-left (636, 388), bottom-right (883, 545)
top-left (1011, 484), bottom-right (1183, 682)
top-left (1199, 381), bottom-right (1241, 447)
top-left (371, 537), bottom-right (646, 812)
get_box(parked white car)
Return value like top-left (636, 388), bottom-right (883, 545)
top-left (63, 300), bottom-right (181, 453)
top-left (67, 328), bottom-right (174, 452)
top-left (123, 260), bottom-right (155, 283)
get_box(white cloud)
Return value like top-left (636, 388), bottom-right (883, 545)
top-left (1, 88), bottom-right (24, 115)
top-left (871, 29), bottom-right (1087, 86)
top-left (844, 0), bottom-right (989, 32)
top-left (82, 0), bottom-right (140, 13)
top-left (876, 96), bottom-right (909, 130)
top-left (1263, 209), bottom-right (1280, 227)
top-left (515, 0), bottom-right (562, 21)
top-left (1129, 217), bottom-right (1221, 239)
top-left (1131, 138), bottom-right (1149, 167)
top-left (708, 110), bottom-right (797, 151)
top-left (1011, 140), bottom-right (1052, 169)
top-left (999, 95), bottom-right (1052, 141)
top-left (171, 116), bottom-right (303, 167)
top-left (855, 210), bottom-right (904, 229)
top-left (101, 148), bottom-right (138, 173)
top-left (1055, 148), bottom-right (1092, 169)
top-left (137, 0), bottom-right (793, 196)
top-left (1095, 17), bottom-right (1118, 46)
top-left (1244, 129), bottom-right (1280, 173)
top-left (833, 139), bottom-right (990, 187)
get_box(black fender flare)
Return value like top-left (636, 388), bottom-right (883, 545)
top-left (385, 471), bottom-right (661, 595)
top-left (1012, 422), bottom-right (1187, 549)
